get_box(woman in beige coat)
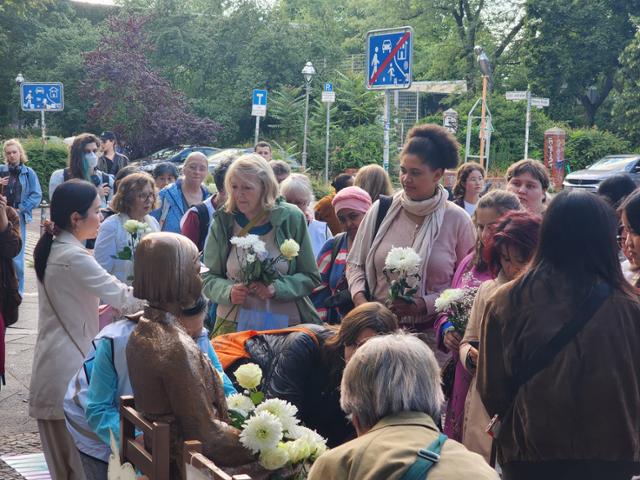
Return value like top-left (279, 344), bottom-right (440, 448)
top-left (459, 211), bottom-right (541, 462)
top-left (30, 180), bottom-right (142, 480)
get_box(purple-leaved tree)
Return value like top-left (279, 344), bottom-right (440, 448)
top-left (81, 15), bottom-right (220, 158)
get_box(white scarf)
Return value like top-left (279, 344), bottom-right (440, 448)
top-left (348, 184), bottom-right (448, 298)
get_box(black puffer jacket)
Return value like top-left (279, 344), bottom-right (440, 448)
top-left (227, 324), bottom-right (354, 447)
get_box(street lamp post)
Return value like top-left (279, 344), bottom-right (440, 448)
top-left (301, 61), bottom-right (316, 170)
top-left (15, 73), bottom-right (24, 130)
top-left (474, 46), bottom-right (493, 168)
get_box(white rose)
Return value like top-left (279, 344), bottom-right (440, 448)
top-left (280, 239), bottom-right (300, 260)
top-left (123, 219), bottom-right (140, 234)
top-left (259, 444), bottom-right (289, 470)
top-left (235, 363), bottom-right (263, 390)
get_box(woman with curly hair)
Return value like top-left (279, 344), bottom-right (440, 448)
top-left (452, 161), bottom-right (485, 216)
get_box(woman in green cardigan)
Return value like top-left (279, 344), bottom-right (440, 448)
top-left (203, 154), bottom-right (321, 336)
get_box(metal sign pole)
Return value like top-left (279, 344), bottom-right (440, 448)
top-left (383, 90), bottom-right (390, 172)
top-left (41, 111), bottom-right (46, 143)
top-left (254, 116), bottom-right (260, 146)
top-left (524, 89), bottom-right (531, 159)
top-left (325, 104), bottom-right (331, 184)
top-left (302, 82), bottom-right (311, 170)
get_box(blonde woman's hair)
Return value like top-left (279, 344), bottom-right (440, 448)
top-left (224, 153), bottom-right (280, 213)
top-left (3, 139), bottom-right (28, 164)
top-left (133, 232), bottom-right (202, 310)
top-left (355, 164), bottom-right (394, 203)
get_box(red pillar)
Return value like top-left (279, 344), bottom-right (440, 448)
top-left (544, 127), bottom-right (566, 190)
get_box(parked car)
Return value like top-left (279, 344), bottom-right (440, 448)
top-left (133, 145), bottom-right (220, 172)
top-left (207, 148), bottom-right (254, 173)
top-left (563, 154), bottom-right (640, 192)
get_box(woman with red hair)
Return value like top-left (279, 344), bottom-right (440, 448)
top-left (458, 211), bottom-right (541, 462)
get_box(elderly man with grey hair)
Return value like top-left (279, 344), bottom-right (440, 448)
top-left (308, 333), bottom-right (499, 479)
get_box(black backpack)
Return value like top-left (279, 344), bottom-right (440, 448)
top-left (194, 202), bottom-right (211, 251)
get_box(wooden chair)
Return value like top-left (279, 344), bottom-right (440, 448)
top-left (120, 395), bottom-right (170, 480)
top-left (183, 441), bottom-right (251, 480)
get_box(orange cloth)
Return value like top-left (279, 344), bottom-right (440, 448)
top-left (315, 194), bottom-right (342, 235)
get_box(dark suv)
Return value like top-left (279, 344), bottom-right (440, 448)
top-left (563, 154), bottom-right (640, 192)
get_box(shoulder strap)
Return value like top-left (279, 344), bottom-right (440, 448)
top-left (195, 203), bottom-right (210, 247)
top-left (516, 282), bottom-right (611, 388)
top-left (374, 195), bottom-right (392, 238)
top-left (401, 433), bottom-right (447, 480)
top-left (488, 282), bottom-right (611, 467)
top-left (238, 210), bottom-right (268, 237)
top-left (41, 280), bottom-right (86, 357)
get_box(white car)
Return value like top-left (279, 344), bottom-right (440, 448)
top-left (382, 39), bottom-right (392, 52)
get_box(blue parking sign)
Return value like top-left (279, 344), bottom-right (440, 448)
top-left (252, 89), bottom-right (267, 117)
top-left (21, 82), bottom-right (64, 112)
top-left (324, 83), bottom-right (333, 92)
top-left (366, 27), bottom-right (413, 90)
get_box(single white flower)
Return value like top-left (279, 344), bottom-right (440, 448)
top-left (259, 443), bottom-right (289, 470)
top-left (245, 253), bottom-right (256, 264)
top-left (384, 246), bottom-right (421, 276)
top-left (235, 363), bottom-right (263, 390)
top-left (255, 399), bottom-right (299, 433)
top-left (240, 411), bottom-right (283, 454)
top-left (252, 239), bottom-right (267, 256)
top-left (434, 288), bottom-right (466, 313)
top-left (227, 394), bottom-right (256, 416)
top-left (280, 239), bottom-right (300, 260)
top-left (284, 438), bottom-right (312, 464)
top-left (123, 219), bottom-right (141, 234)
top-left (288, 426), bottom-right (328, 460)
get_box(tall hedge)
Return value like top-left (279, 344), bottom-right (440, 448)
top-left (21, 138), bottom-right (68, 199)
top-left (564, 129), bottom-right (632, 171)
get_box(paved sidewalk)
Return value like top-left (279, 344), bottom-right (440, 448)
top-left (1, 213), bottom-right (43, 478)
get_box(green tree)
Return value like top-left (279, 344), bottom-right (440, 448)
top-left (522, 0), bottom-right (640, 126)
top-left (612, 24), bottom-right (640, 148)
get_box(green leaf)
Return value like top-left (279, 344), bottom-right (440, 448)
top-left (249, 391), bottom-right (264, 405)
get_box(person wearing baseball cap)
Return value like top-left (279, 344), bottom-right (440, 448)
top-left (98, 131), bottom-right (129, 176)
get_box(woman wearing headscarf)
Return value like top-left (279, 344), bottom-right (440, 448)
top-left (312, 186), bottom-right (372, 323)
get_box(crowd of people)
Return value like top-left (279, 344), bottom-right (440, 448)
top-left (0, 123), bottom-right (639, 480)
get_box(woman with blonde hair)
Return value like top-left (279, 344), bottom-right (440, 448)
top-left (452, 161), bottom-right (485, 216)
top-left (354, 164), bottom-right (394, 203)
top-left (203, 154), bottom-right (321, 336)
top-left (1, 138), bottom-right (42, 294)
top-left (94, 172), bottom-right (160, 284)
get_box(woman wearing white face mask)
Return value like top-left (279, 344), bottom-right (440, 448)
top-left (49, 134), bottom-right (114, 208)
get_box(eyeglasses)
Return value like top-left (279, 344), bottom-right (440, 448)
top-left (137, 192), bottom-right (155, 202)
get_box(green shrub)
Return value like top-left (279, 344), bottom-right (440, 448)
top-left (564, 128), bottom-right (632, 171)
top-left (309, 174), bottom-right (332, 200)
top-left (21, 137), bottom-right (69, 199)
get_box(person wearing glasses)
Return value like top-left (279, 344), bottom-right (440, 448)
top-left (94, 173), bottom-right (159, 285)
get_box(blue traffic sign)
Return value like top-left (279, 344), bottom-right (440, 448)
top-left (324, 83), bottom-right (333, 92)
top-left (252, 89), bottom-right (267, 106)
top-left (366, 27), bottom-right (413, 90)
top-left (20, 82), bottom-right (64, 112)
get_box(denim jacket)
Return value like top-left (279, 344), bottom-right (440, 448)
top-left (151, 180), bottom-right (210, 234)
top-left (0, 164), bottom-right (42, 222)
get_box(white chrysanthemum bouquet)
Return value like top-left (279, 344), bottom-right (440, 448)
top-left (230, 234), bottom-right (300, 286)
top-left (434, 287), bottom-right (479, 334)
top-left (228, 363), bottom-right (328, 476)
top-left (383, 246), bottom-right (422, 304)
